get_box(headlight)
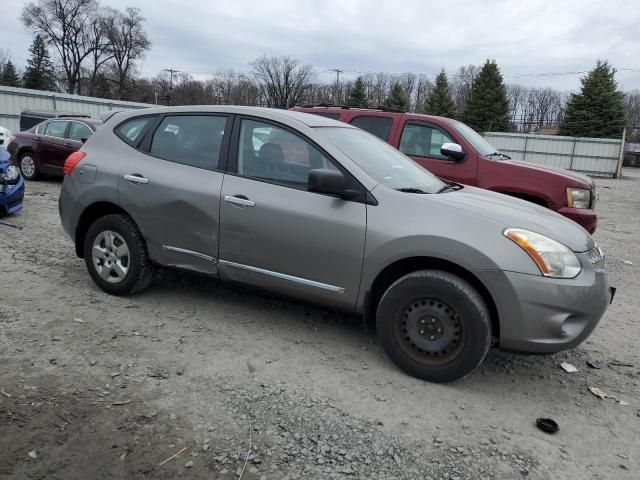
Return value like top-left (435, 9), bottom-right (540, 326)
top-left (1, 164), bottom-right (20, 184)
top-left (504, 228), bottom-right (582, 278)
top-left (567, 187), bottom-right (591, 209)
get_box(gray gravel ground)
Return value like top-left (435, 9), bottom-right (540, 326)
top-left (1, 172), bottom-right (639, 479)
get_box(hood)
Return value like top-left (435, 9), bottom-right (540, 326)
top-left (502, 159), bottom-right (594, 188)
top-left (428, 186), bottom-right (595, 252)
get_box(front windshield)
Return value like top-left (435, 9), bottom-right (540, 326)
top-left (314, 127), bottom-right (446, 193)
top-left (452, 121), bottom-right (498, 158)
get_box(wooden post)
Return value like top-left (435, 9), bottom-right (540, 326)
top-left (615, 127), bottom-right (626, 179)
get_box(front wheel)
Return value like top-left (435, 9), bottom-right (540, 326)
top-left (376, 270), bottom-right (491, 383)
top-left (83, 214), bottom-right (154, 295)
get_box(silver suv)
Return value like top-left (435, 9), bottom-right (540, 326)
top-left (59, 107), bottom-right (613, 382)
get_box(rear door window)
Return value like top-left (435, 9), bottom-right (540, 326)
top-left (349, 116), bottom-right (393, 141)
top-left (149, 115), bottom-right (228, 170)
top-left (68, 122), bottom-right (93, 142)
top-left (44, 121), bottom-right (69, 138)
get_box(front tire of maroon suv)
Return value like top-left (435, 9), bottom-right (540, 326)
top-left (83, 214), bottom-right (154, 295)
top-left (19, 152), bottom-right (39, 180)
top-left (376, 270), bottom-right (491, 383)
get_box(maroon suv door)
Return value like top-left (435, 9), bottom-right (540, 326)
top-left (39, 120), bottom-right (72, 175)
top-left (393, 119), bottom-right (478, 186)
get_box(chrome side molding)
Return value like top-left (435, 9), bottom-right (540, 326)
top-left (218, 260), bottom-right (345, 293)
top-left (163, 245), bottom-right (217, 263)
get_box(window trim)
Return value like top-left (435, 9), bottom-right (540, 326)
top-left (227, 115), bottom-right (370, 204)
top-left (399, 121), bottom-right (460, 161)
top-left (67, 120), bottom-right (94, 142)
top-left (348, 115), bottom-right (395, 141)
top-left (42, 119), bottom-right (71, 139)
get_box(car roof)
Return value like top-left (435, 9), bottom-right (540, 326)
top-left (111, 106), bottom-right (353, 129)
top-left (21, 110), bottom-right (92, 118)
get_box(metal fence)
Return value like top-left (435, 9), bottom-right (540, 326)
top-left (0, 85), bottom-right (151, 132)
top-left (483, 132), bottom-right (624, 178)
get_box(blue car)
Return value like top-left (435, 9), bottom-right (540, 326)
top-left (0, 148), bottom-right (24, 216)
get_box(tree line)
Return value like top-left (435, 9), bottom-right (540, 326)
top-left (0, 0), bottom-right (636, 140)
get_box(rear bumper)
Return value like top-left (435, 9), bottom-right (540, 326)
top-left (557, 206), bottom-right (597, 234)
top-left (475, 261), bottom-right (609, 353)
top-left (0, 179), bottom-right (25, 215)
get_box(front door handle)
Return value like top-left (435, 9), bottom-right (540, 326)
top-left (224, 195), bottom-right (256, 207)
top-left (124, 174), bottom-right (149, 184)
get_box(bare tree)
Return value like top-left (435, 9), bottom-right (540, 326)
top-left (452, 64), bottom-right (479, 116)
top-left (251, 56), bottom-right (314, 108)
top-left (506, 84), bottom-right (526, 130)
top-left (108, 7), bottom-right (150, 100)
top-left (413, 76), bottom-right (433, 113)
top-left (22, 0), bottom-right (97, 94)
top-left (624, 90), bottom-right (640, 141)
top-left (0, 49), bottom-right (9, 73)
top-left (85, 8), bottom-right (116, 96)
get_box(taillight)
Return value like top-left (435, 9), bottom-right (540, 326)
top-left (64, 151), bottom-right (86, 175)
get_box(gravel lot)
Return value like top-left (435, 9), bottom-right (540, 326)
top-left (1, 173), bottom-right (639, 479)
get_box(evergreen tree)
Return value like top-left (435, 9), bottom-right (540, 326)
top-left (1, 60), bottom-right (21, 87)
top-left (23, 35), bottom-right (56, 91)
top-left (559, 60), bottom-right (625, 138)
top-left (383, 82), bottom-right (409, 112)
top-left (462, 59), bottom-right (510, 131)
top-left (347, 76), bottom-right (368, 108)
top-left (424, 69), bottom-right (455, 117)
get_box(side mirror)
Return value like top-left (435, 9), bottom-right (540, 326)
top-left (308, 169), bottom-right (358, 199)
top-left (441, 142), bottom-right (465, 162)
top-left (80, 137), bottom-right (88, 144)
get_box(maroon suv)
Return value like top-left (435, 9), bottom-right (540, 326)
top-left (7, 117), bottom-right (101, 180)
top-left (292, 107), bottom-right (597, 233)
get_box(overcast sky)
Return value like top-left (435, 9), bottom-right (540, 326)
top-left (1, 0), bottom-right (638, 91)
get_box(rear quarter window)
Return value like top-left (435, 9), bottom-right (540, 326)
top-left (309, 112), bottom-right (341, 120)
top-left (349, 116), bottom-right (393, 141)
top-left (115, 117), bottom-right (153, 146)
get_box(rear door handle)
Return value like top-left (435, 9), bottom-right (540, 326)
top-left (124, 174), bottom-right (149, 184)
top-left (224, 195), bottom-right (256, 207)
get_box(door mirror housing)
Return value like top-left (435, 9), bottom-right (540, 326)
top-left (441, 142), bottom-right (465, 162)
top-left (308, 168), bottom-right (358, 199)
top-left (80, 137), bottom-right (88, 144)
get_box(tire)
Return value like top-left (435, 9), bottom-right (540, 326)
top-left (83, 214), bottom-right (154, 295)
top-left (376, 270), bottom-right (491, 383)
top-left (19, 152), bottom-right (39, 180)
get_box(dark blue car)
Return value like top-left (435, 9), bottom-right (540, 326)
top-left (0, 148), bottom-right (24, 216)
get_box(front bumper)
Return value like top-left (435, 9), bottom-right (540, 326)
top-left (476, 259), bottom-right (610, 353)
top-left (0, 178), bottom-right (25, 215)
top-left (557, 206), bottom-right (597, 234)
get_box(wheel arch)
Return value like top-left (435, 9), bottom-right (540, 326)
top-left (363, 256), bottom-right (500, 341)
top-left (495, 190), bottom-right (548, 208)
top-left (74, 202), bottom-right (136, 258)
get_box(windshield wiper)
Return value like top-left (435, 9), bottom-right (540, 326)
top-left (436, 181), bottom-right (463, 194)
top-left (486, 151), bottom-right (511, 160)
top-left (396, 187), bottom-right (429, 194)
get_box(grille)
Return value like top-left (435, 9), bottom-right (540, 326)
top-left (584, 246), bottom-right (606, 274)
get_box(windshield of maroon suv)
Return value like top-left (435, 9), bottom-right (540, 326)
top-left (452, 121), bottom-right (499, 158)
top-left (315, 127), bottom-right (447, 194)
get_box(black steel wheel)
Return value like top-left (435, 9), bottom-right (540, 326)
top-left (377, 270), bottom-right (491, 382)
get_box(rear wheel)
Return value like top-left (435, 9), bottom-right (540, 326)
top-left (19, 152), bottom-right (39, 180)
top-left (376, 270), bottom-right (491, 383)
top-left (83, 214), bottom-right (153, 295)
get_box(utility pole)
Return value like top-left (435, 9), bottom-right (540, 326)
top-left (162, 68), bottom-right (181, 106)
top-left (329, 68), bottom-right (343, 104)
